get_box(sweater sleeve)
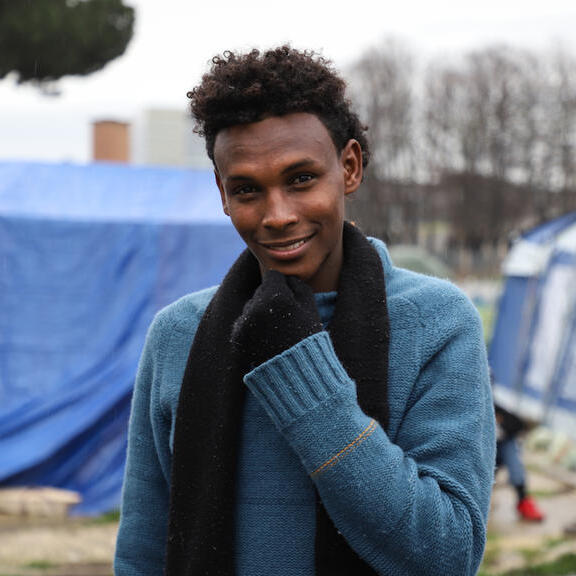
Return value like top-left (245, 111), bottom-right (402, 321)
top-left (244, 294), bottom-right (495, 576)
top-left (114, 315), bottom-right (173, 576)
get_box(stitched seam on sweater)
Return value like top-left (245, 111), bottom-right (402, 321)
top-left (311, 419), bottom-right (377, 477)
top-left (154, 320), bottom-right (184, 425)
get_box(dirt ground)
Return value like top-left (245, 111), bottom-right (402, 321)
top-left (486, 450), bottom-right (576, 574)
top-left (0, 515), bottom-right (117, 576)
top-left (1, 445), bottom-right (576, 576)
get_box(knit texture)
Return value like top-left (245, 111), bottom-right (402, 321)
top-left (246, 332), bottom-right (352, 429)
top-left (235, 295), bottom-right (336, 575)
top-left (114, 237), bottom-right (496, 576)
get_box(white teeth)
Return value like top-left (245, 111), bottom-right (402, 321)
top-left (269, 238), bottom-right (307, 251)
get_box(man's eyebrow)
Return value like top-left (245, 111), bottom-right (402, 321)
top-left (225, 159), bottom-right (318, 182)
top-left (226, 174), bottom-right (253, 183)
top-left (281, 159), bottom-right (318, 174)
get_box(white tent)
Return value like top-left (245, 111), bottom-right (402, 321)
top-left (489, 212), bottom-right (576, 440)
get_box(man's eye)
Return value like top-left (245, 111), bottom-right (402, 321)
top-left (232, 185), bottom-right (257, 195)
top-left (292, 174), bottom-right (314, 185)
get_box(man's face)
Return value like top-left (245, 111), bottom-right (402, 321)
top-left (214, 113), bottom-right (362, 292)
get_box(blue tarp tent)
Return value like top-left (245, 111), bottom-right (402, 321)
top-left (0, 161), bottom-right (245, 514)
top-left (489, 212), bottom-right (576, 440)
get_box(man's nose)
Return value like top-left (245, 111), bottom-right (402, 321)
top-left (261, 189), bottom-right (298, 229)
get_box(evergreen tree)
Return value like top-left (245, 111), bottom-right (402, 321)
top-left (0, 0), bottom-right (135, 89)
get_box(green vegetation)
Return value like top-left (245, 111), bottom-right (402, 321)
top-left (479, 536), bottom-right (502, 573)
top-left (476, 301), bottom-right (496, 345)
top-left (89, 508), bottom-right (121, 524)
top-left (500, 552), bottom-right (576, 575)
top-left (24, 560), bottom-right (56, 570)
top-left (0, 0), bottom-right (135, 89)
top-left (479, 528), bottom-right (576, 576)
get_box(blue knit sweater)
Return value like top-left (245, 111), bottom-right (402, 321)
top-left (114, 237), bottom-right (495, 576)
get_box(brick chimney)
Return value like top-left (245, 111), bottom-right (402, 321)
top-left (92, 120), bottom-right (130, 163)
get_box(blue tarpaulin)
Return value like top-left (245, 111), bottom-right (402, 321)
top-left (0, 161), bottom-right (245, 514)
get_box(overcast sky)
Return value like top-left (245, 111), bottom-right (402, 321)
top-left (1, 0), bottom-right (576, 164)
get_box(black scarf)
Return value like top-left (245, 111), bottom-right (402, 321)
top-left (165, 222), bottom-right (390, 575)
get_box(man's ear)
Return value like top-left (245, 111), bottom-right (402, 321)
top-left (214, 170), bottom-right (230, 216)
top-left (341, 139), bottom-right (363, 196)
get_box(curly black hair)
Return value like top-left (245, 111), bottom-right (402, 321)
top-left (187, 45), bottom-right (370, 168)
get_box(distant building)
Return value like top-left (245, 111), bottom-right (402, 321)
top-left (93, 120), bottom-right (131, 163)
top-left (91, 108), bottom-right (212, 169)
top-left (132, 108), bottom-right (211, 169)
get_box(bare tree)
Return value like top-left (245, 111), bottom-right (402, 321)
top-left (346, 39), bottom-right (418, 242)
top-left (422, 46), bottom-right (561, 254)
top-left (422, 63), bottom-right (465, 178)
top-left (549, 48), bottom-right (576, 212)
top-left (346, 38), bottom-right (576, 273)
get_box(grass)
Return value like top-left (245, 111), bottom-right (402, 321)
top-left (480, 553), bottom-right (576, 576)
top-left (87, 508), bottom-right (120, 525)
top-left (480, 527), bottom-right (576, 576)
top-left (481, 529), bottom-right (503, 572)
top-left (530, 488), bottom-right (568, 499)
top-left (477, 302), bottom-right (496, 345)
top-left (23, 562), bottom-right (55, 570)
top-left (499, 552), bottom-right (576, 575)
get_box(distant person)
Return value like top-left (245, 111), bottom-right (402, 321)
top-left (495, 403), bottom-right (545, 522)
top-left (114, 45), bottom-right (496, 575)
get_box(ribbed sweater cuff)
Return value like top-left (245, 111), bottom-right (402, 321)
top-left (243, 331), bottom-right (354, 429)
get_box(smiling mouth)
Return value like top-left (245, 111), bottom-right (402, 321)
top-left (260, 234), bottom-right (314, 252)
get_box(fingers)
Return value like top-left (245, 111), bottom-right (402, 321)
top-left (285, 275), bottom-right (316, 306)
top-left (260, 269), bottom-right (287, 289)
top-left (259, 271), bottom-right (318, 317)
top-left (262, 270), bottom-right (310, 296)
top-left (285, 274), bottom-right (310, 293)
top-left (258, 269), bottom-right (292, 302)
top-left (261, 269), bottom-right (285, 282)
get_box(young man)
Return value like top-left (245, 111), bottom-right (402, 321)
top-left (114, 46), bottom-right (495, 576)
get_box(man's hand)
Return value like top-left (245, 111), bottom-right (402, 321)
top-left (231, 270), bottom-right (323, 371)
